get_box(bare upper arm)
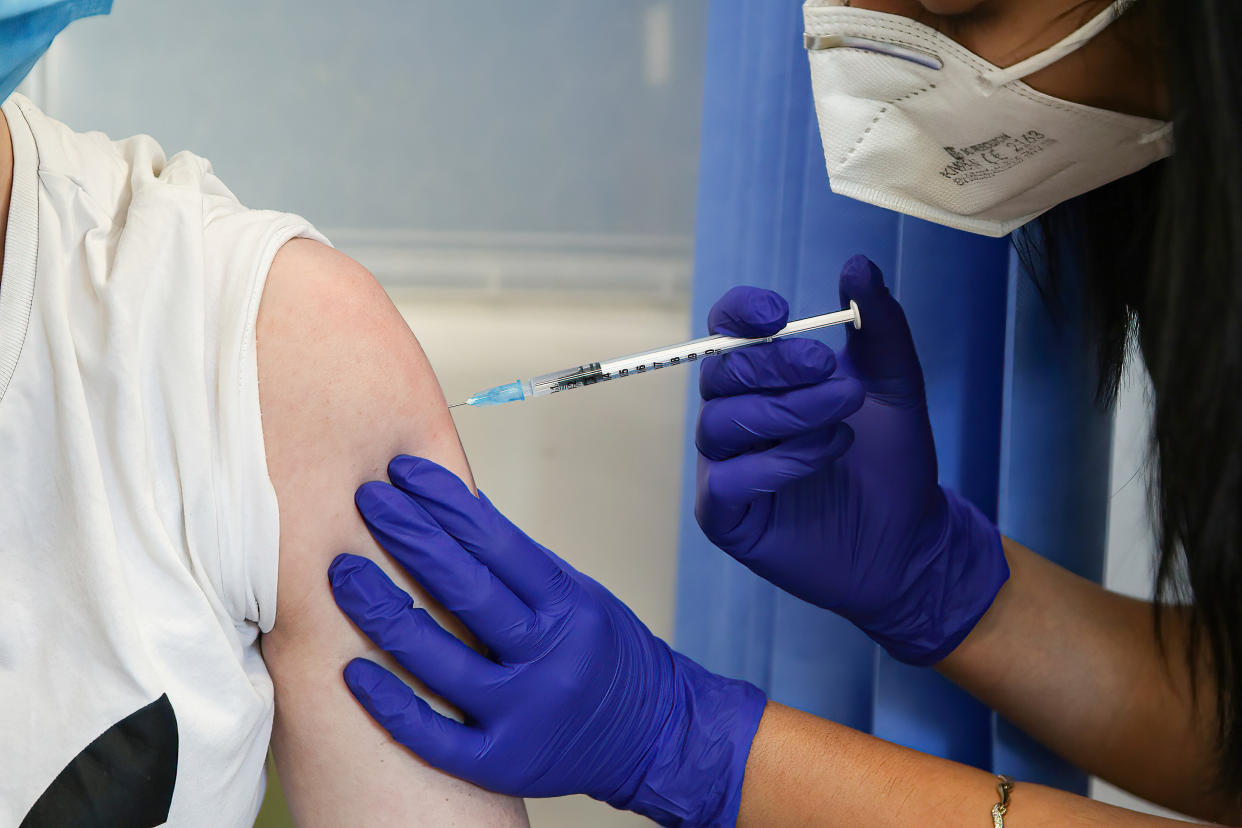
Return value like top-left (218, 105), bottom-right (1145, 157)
top-left (256, 238), bottom-right (527, 826)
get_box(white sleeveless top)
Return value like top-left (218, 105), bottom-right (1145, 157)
top-left (0, 94), bottom-right (326, 826)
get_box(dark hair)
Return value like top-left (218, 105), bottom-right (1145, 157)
top-left (1027, 0), bottom-right (1242, 798)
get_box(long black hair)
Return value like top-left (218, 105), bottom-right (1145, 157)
top-left (1029, 0), bottom-right (1242, 795)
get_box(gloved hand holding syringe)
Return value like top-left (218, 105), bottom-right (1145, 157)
top-left (449, 300), bottom-right (862, 409)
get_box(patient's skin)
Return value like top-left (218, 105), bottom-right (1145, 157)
top-left (256, 239), bottom-right (529, 826)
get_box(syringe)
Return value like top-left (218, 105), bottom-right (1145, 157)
top-left (448, 301), bottom-right (861, 409)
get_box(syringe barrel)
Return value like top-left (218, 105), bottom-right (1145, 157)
top-left (528, 336), bottom-right (760, 398)
top-left (529, 364), bottom-right (609, 398)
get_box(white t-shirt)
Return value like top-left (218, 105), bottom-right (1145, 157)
top-left (0, 94), bottom-right (326, 826)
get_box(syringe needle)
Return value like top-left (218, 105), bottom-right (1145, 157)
top-left (448, 401), bottom-right (467, 409)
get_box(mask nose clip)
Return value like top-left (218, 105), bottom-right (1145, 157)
top-left (804, 33), bottom-right (943, 71)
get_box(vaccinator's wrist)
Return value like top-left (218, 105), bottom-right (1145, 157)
top-left (868, 487), bottom-right (1009, 666)
top-left (608, 649), bottom-right (767, 826)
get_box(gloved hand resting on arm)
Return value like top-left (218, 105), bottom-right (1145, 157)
top-left (696, 254), bottom-right (1009, 665)
top-left (329, 457), bottom-right (767, 826)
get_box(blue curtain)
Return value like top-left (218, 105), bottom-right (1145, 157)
top-left (675, 0), bottom-right (1113, 792)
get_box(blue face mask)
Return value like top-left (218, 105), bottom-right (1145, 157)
top-left (0, 0), bottom-right (112, 104)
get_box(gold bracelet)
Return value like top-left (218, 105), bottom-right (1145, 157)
top-left (991, 774), bottom-right (1015, 827)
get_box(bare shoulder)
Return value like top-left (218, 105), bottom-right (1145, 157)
top-left (255, 238), bottom-right (527, 826)
top-left (257, 237), bottom-right (472, 630)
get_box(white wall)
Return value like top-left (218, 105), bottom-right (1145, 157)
top-left (35, 0), bottom-right (707, 270)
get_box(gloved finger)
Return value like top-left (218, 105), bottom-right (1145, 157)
top-left (343, 658), bottom-right (487, 782)
top-left (707, 286), bottom-right (789, 337)
top-left (699, 338), bottom-right (836, 401)
top-left (354, 482), bottom-right (538, 654)
top-left (697, 425), bottom-right (855, 521)
top-left (696, 376), bottom-right (864, 461)
top-left (384, 456), bottom-right (575, 612)
top-left (330, 554), bottom-right (506, 716)
top-left (837, 255), bottom-right (924, 396)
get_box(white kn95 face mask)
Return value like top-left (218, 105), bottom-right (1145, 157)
top-left (803, 0), bottom-right (1173, 237)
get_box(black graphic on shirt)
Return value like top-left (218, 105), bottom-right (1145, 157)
top-left (20, 694), bottom-right (178, 827)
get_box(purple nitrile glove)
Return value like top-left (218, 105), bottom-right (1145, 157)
top-left (330, 456), bottom-right (767, 827)
top-left (695, 254), bottom-right (1009, 665)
